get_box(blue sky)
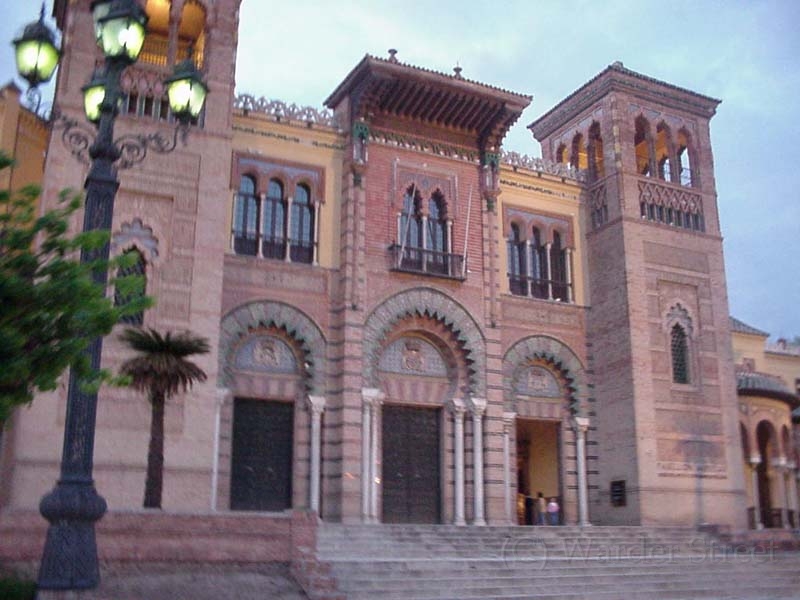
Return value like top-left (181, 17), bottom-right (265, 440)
top-left (2, 1), bottom-right (799, 338)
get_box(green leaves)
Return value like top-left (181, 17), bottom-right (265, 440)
top-left (0, 152), bottom-right (152, 421)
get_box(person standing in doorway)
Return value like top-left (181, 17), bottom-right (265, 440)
top-left (547, 497), bottom-right (560, 525)
top-left (536, 492), bottom-right (546, 525)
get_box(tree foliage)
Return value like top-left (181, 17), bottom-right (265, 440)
top-left (119, 328), bottom-right (209, 508)
top-left (0, 152), bottom-right (149, 422)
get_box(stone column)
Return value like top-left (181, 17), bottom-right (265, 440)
top-left (211, 387), bottom-right (231, 512)
top-left (502, 412), bottom-right (516, 525)
top-left (469, 398), bottom-right (487, 526)
top-left (451, 399), bottom-right (466, 526)
top-left (257, 193), bottom-right (265, 258)
top-left (544, 242), bottom-right (553, 300)
top-left (787, 462), bottom-right (799, 528)
top-left (421, 215), bottom-right (429, 272)
top-left (565, 248), bottom-right (573, 303)
top-left (750, 455), bottom-right (763, 530)
top-left (573, 416), bottom-right (591, 526)
top-left (308, 396), bottom-right (326, 514)
top-left (361, 389), bottom-right (384, 523)
top-left (284, 195), bottom-right (294, 262)
top-left (775, 457), bottom-right (790, 529)
top-left (313, 203), bottom-right (321, 265)
top-left (525, 240), bottom-right (533, 297)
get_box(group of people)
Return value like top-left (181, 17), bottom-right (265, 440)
top-left (523, 492), bottom-right (559, 525)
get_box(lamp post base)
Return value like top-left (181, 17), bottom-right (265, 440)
top-left (37, 481), bottom-right (107, 590)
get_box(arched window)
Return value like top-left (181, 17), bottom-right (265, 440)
top-left (677, 129), bottom-right (694, 187)
top-left (262, 179), bottom-right (286, 259)
top-left (530, 227), bottom-right (547, 299)
top-left (233, 175), bottom-right (258, 256)
top-left (550, 231), bottom-right (569, 301)
top-left (634, 116), bottom-right (653, 176)
top-left (115, 248), bottom-right (146, 326)
top-left (571, 133), bottom-right (587, 170)
top-left (142, 0), bottom-right (206, 68)
top-left (399, 186), bottom-right (424, 270)
top-left (670, 324), bottom-right (690, 384)
top-left (290, 184), bottom-right (314, 264)
top-left (656, 122), bottom-right (672, 182)
top-left (427, 191), bottom-right (448, 274)
top-left (508, 223), bottom-right (527, 296)
top-left (556, 144), bottom-right (568, 165)
top-left (587, 122), bottom-right (604, 181)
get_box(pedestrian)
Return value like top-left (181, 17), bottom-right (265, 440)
top-left (547, 497), bottom-right (560, 525)
top-left (536, 492), bottom-right (546, 525)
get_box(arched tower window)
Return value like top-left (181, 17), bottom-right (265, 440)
top-left (634, 116), bottom-right (653, 176)
top-left (587, 122), bottom-right (604, 181)
top-left (508, 223), bottom-right (527, 296)
top-left (677, 129), bottom-right (694, 187)
top-left (232, 175), bottom-right (258, 256)
top-left (570, 133), bottom-right (587, 170)
top-left (656, 122), bottom-right (673, 182)
top-left (556, 144), bottom-right (568, 165)
top-left (142, 0), bottom-right (207, 68)
top-left (290, 184), bottom-right (314, 264)
top-left (115, 248), bottom-right (147, 326)
top-left (670, 323), bottom-right (690, 384)
top-left (263, 179), bottom-right (286, 259)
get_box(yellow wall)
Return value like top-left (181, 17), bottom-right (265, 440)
top-left (0, 84), bottom-right (48, 195)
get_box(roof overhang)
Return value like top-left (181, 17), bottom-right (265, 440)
top-left (325, 55), bottom-right (531, 149)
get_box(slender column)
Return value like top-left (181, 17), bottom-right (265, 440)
top-left (446, 218), bottom-right (453, 254)
top-left (284, 195), bottom-right (293, 262)
top-left (210, 388), bottom-right (231, 511)
top-left (308, 396), bottom-right (326, 514)
top-left (369, 393), bottom-right (383, 523)
top-left (257, 193), bottom-right (265, 258)
top-left (312, 203), bottom-right (321, 266)
top-left (525, 240), bottom-right (533, 297)
top-left (573, 417), bottom-right (591, 526)
top-left (469, 398), bottom-right (487, 526)
top-left (775, 457), bottom-right (789, 529)
top-left (451, 399), bottom-right (466, 526)
top-left (545, 242), bottom-right (553, 300)
top-left (565, 248), bottom-right (573, 303)
top-left (361, 395), bottom-right (372, 522)
top-left (502, 412), bottom-right (516, 525)
top-left (750, 456), bottom-right (763, 529)
top-left (787, 462), bottom-right (798, 528)
top-left (421, 215), bottom-right (429, 272)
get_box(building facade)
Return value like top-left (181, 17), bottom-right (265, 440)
top-left (5, 0), bottom-right (798, 531)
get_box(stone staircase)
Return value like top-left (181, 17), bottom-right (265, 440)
top-left (315, 524), bottom-right (800, 599)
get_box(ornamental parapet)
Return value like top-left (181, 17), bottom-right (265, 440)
top-left (500, 150), bottom-right (586, 183)
top-left (234, 94), bottom-right (343, 130)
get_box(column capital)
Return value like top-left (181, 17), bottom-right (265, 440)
top-left (362, 387), bottom-right (385, 407)
top-left (749, 455), bottom-right (762, 466)
top-left (572, 416), bottom-right (590, 433)
top-left (773, 456), bottom-right (788, 469)
top-left (468, 397), bottom-right (487, 416)
top-left (787, 461), bottom-right (797, 470)
top-left (502, 412), bottom-right (516, 432)
top-left (451, 398), bottom-right (467, 416)
top-left (307, 395), bottom-right (326, 416)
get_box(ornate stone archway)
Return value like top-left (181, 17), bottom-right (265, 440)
top-left (362, 287), bottom-right (485, 396)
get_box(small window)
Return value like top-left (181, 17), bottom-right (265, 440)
top-left (610, 480), bottom-right (626, 507)
top-left (115, 248), bottom-right (146, 326)
top-left (671, 324), bottom-right (690, 384)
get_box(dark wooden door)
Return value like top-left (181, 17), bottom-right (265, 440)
top-left (230, 398), bottom-right (293, 511)
top-left (382, 405), bottom-right (441, 523)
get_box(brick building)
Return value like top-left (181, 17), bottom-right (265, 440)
top-left (3, 0), bottom-right (798, 534)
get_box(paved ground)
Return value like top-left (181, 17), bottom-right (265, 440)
top-left (5, 562), bottom-right (309, 600)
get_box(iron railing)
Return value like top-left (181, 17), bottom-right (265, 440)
top-left (389, 245), bottom-right (465, 280)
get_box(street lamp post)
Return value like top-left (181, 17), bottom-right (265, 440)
top-left (13, 0), bottom-right (208, 590)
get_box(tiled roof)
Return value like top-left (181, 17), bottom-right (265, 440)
top-left (729, 316), bottom-right (769, 337)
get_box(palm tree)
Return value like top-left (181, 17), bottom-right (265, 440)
top-left (120, 328), bottom-right (210, 508)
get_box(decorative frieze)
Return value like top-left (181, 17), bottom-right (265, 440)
top-left (234, 94), bottom-right (342, 129)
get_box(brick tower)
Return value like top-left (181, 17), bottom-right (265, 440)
top-left (530, 62), bottom-right (747, 527)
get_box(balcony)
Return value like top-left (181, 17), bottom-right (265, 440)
top-left (509, 274), bottom-right (572, 303)
top-left (389, 245), bottom-right (465, 280)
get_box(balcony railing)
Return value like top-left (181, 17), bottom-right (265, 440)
top-left (389, 245), bottom-right (465, 280)
top-left (509, 274), bottom-right (572, 302)
top-left (231, 232), bottom-right (315, 264)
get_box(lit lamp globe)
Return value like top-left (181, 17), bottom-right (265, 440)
top-left (81, 71), bottom-right (107, 124)
top-left (165, 59), bottom-right (208, 122)
top-left (93, 0), bottom-right (147, 62)
top-left (13, 7), bottom-right (60, 88)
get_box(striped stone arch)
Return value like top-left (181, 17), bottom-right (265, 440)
top-left (219, 301), bottom-right (326, 394)
top-left (363, 288), bottom-right (486, 396)
top-left (503, 335), bottom-right (589, 416)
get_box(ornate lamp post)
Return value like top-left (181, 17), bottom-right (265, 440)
top-left (13, 0), bottom-right (208, 590)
